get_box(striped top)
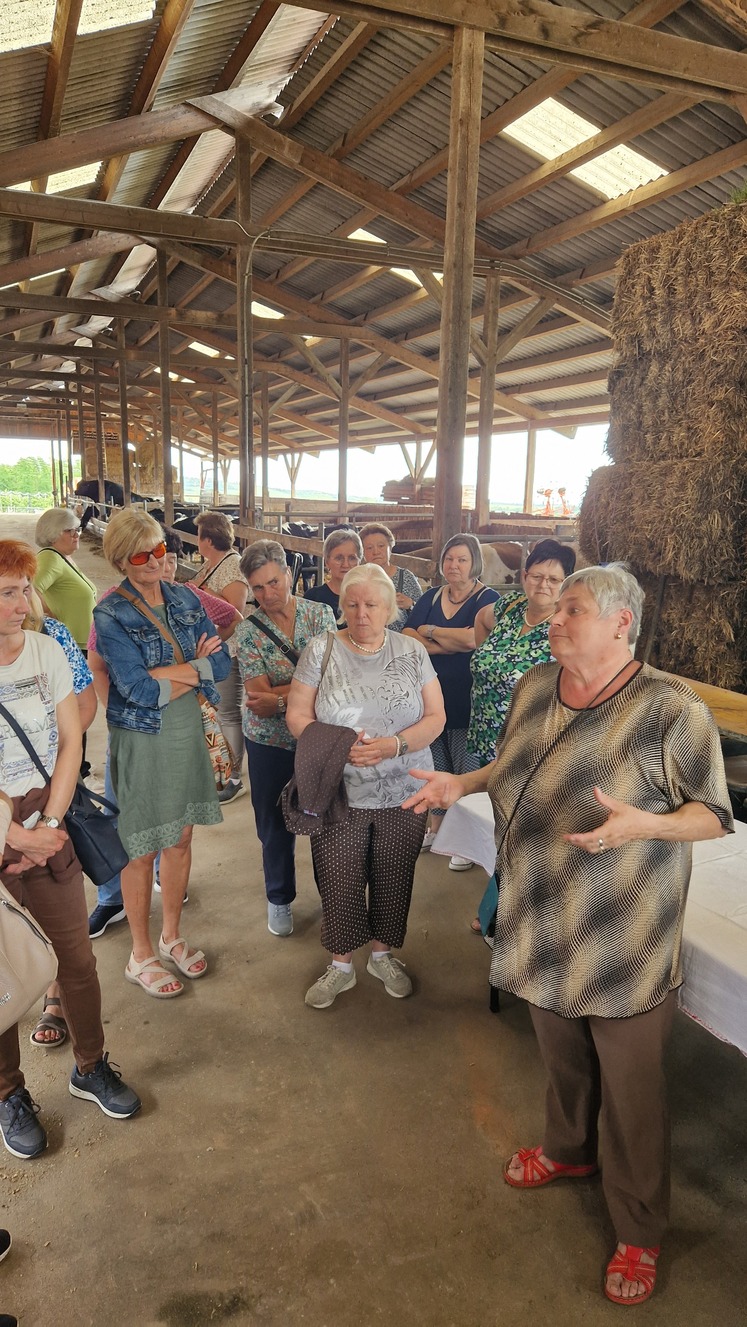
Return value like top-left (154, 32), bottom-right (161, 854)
top-left (488, 662), bottom-right (733, 1018)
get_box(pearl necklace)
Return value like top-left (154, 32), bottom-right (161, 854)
top-left (348, 634), bottom-right (386, 654)
top-left (523, 609), bottom-right (553, 630)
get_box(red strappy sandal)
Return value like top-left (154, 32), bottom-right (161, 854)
top-left (503, 1144), bottom-right (598, 1188)
top-left (603, 1244), bottom-right (660, 1307)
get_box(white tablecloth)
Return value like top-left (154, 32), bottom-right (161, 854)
top-left (432, 797), bottom-right (747, 1054)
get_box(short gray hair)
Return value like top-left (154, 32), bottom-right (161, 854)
top-left (35, 507), bottom-right (78, 548)
top-left (323, 527), bottom-right (363, 564)
top-left (339, 562), bottom-right (397, 624)
top-left (439, 533), bottom-right (483, 580)
top-left (240, 539), bottom-right (288, 581)
top-left (561, 563), bottom-right (645, 645)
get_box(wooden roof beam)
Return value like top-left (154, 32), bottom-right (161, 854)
top-left (287, 0), bottom-right (747, 99)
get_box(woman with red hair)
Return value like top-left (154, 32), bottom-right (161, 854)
top-left (0, 539), bottom-right (140, 1162)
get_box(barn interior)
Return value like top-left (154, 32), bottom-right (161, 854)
top-left (1, 2), bottom-right (746, 1324)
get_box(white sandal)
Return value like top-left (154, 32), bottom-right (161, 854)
top-left (158, 935), bottom-right (208, 979)
top-left (125, 953), bottom-right (184, 999)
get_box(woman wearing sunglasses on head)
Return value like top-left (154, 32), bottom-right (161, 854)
top-left (93, 510), bottom-right (230, 999)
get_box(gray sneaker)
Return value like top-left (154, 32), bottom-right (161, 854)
top-left (0, 1088), bottom-right (47, 1159)
top-left (267, 902), bottom-right (293, 937)
top-left (366, 953), bottom-right (413, 999)
top-left (305, 965), bottom-right (357, 1009)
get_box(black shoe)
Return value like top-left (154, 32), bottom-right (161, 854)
top-left (0, 1229), bottom-right (10, 1263)
top-left (0, 1089), bottom-right (47, 1159)
top-left (69, 1054), bottom-right (141, 1120)
top-left (0, 1315), bottom-right (18, 1326)
top-left (88, 903), bottom-right (127, 938)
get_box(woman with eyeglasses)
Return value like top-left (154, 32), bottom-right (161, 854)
top-left (93, 510), bottom-right (230, 999)
top-left (33, 508), bottom-right (96, 652)
top-left (468, 539), bottom-right (577, 769)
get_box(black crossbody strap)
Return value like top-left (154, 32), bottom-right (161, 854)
top-left (0, 701), bottom-right (51, 785)
top-left (251, 614), bottom-right (300, 666)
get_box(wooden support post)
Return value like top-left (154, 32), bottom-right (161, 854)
top-left (261, 374), bottom-right (269, 517)
top-left (476, 275), bottom-right (501, 530)
top-left (56, 414), bottom-right (65, 502)
top-left (158, 251), bottom-right (174, 525)
top-left (177, 408), bottom-right (184, 502)
top-left (76, 378), bottom-right (87, 481)
top-left (523, 425), bottom-right (538, 516)
top-left (117, 321), bottom-right (132, 505)
top-left (212, 392), bottom-right (219, 507)
top-left (236, 132), bottom-right (255, 528)
top-left (93, 363), bottom-right (106, 507)
top-left (432, 26), bottom-right (485, 554)
top-left (50, 437), bottom-right (58, 505)
top-left (64, 394), bottom-right (74, 497)
top-left (338, 339), bottom-right (349, 523)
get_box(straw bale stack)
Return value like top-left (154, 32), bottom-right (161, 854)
top-left (580, 202), bottom-right (747, 688)
top-left (636, 573), bottom-right (747, 691)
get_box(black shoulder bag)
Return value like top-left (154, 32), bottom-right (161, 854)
top-left (0, 702), bottom-right (129, 886)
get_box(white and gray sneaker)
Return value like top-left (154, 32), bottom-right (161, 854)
top-left (267, 902), bottom-right (293, 937)
top-left (366, 953), bottom-right (412, 999)
top-left (305, 965), bottom-right (357, 1009)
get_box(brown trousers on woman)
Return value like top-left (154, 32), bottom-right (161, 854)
top-left (529, 991), bottom-right (676, 1247)
top-left (0, 863), bottom-right (104, 1099)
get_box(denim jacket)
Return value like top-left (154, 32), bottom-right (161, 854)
top-left (93, 579), bottom-right (231, 734)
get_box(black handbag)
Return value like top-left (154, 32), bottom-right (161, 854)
top-left (0, 703), bottom-right (129, 886)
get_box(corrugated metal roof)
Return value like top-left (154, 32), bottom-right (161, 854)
top-left (5, 1), bottom-right (747, 459)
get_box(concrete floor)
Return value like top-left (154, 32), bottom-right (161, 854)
top-left (0, 513), bottom-right (745, 1327)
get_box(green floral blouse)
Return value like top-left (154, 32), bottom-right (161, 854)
top-left (467, 591), bottom-right (555, 764)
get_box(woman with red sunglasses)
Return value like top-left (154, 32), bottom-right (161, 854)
top-left (94, 510), bottom-right (231, 999)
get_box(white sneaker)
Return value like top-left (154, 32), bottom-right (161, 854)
top-left (449, 855), bottom-right (474, 871)
top-left (305, 965), bottom-right (357, 1009)
top-left (420, 829), bottom-right (437, 853)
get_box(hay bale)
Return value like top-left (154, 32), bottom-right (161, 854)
top-left (577, 465), bottom-right (617, 564)
top-left (578, 460), bottom-right (747, 584)
top-left (636, 572), bottom-right (747, 691)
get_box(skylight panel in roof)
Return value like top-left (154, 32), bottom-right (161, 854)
top-left (188, 341), bottom-right (220, 358)
top-left (0, 2), bottom-right (55, 52)
top-left (0, 0), bottom-right (155, 53)
top-left (79, 1), bottom-right (156, 35)
top-left (10, 164), bottom-right (102, 191)
top-left (251, 302), bottom-right (284, 320)
top-left (502, 97), bottom-right (667, 200)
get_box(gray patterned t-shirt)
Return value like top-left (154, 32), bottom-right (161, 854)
top-left (294, 631), bottom-right (437, 808)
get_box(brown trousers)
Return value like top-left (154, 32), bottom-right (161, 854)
top-left (0, 862), bottom-right (104, 1098)
top-left (529, 992), bottom-right (676, 1247)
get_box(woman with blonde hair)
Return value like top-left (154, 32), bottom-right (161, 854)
top-left (191, 511), bottom-right (249, 803)
top-left (94, 509), bottom-right (230, 999)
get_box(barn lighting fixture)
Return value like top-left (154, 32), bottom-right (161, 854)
top-left (502, 97), bottom-right (667, 199)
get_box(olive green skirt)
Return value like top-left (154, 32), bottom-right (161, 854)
top-left (110, 692), bottom-right (222, 860)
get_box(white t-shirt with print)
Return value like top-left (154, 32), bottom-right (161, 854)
top-left (0, 631), bottom-right (73, 797)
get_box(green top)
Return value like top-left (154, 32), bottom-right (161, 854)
top-left (34, 548), bottom-right (96, 649)
top-left (467, 592), bottom-right (555, 764)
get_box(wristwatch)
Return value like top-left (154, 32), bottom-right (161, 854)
top-left (39, 814), bottom-right (61, 828)
top-left (399, 737), bottom-right (409, 756)
top-left (276, 695), bottom-right (287, 716)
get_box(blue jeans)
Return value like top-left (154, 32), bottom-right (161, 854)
top-left (95, 752), bottom-right (124, 908)
top-left (245, 740), bottom-right (296, 905)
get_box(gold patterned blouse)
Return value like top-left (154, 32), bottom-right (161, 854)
top-left (487, 662), bottom-right (733, 1018)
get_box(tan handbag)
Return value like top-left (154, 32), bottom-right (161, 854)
top-left (0, 881), bottom-right (58, 1036)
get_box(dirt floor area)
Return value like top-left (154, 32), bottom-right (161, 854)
top-left (0, 513), bottom-right (745, 1327)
